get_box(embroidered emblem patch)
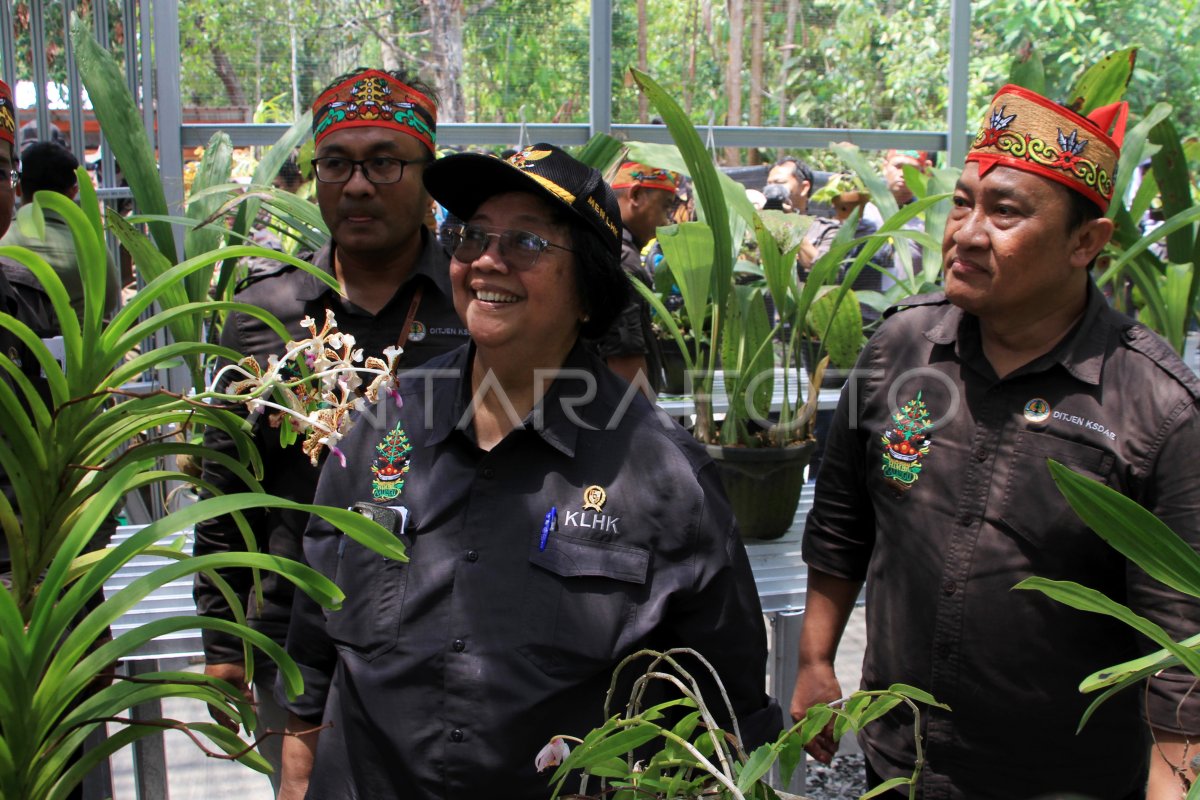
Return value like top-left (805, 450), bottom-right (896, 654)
top-left (582, 485), bottom-right (606, 512)
top-left (408, 320), bottom-right (426, 342)
top-left (371, 421), bottom-right (413, 501)
top-left (1024, 398), bottom-right (1051, 423)
top-left (881, 392), bottom-right (934, 491)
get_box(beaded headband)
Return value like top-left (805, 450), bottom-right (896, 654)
top-left (967, 84), bottom-right (1127, 212)
top-left (312, 69), bottom-right (437, 152)
top-left (611, 161), bottom-right (680, 193)
top-left (0, 80), bottom-right (15, 147)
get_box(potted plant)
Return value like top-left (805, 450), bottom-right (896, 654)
top-left (626, 69), bottom-right (939, 538)
top-left (538, 648), bottom-right (945, 800)
top-left (0, 161), bottom-right (406, 797)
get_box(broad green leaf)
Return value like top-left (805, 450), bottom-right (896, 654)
top-left (1007, 42), bottom-right (1046, 94)
top-left (1046, 460), bottom-right (1200, 596)
top-left (1015, 577), bottom-right (1200, 676)
top-left (575, 132), bottom-right (626, 171)
top-left (885, 683), bottom-right (947, 709)
top-left (72, 17), bottom-right (176, 263)
top-left (776, 731), bottom-right (805, 786)
top-left (569, 723), bottom-right (663, 767)
top-left (1108, 103), bottom-right (1172, 224)
top-left (734, 742), bottom-right (774, 791)
top-left (832, 692), bottom-right (872, 739)
top-left (1148, 117), bottom-right (1196, 270)
top-left (1067, 47), bottom-right (1136, 114)
top-left (185, 132), bottom-right (235, 263)
top-left (655, 222), bottom-right (714, 368)
top-left (795, 704), bottom-right (834, 745)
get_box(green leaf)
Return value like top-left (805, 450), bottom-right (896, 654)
top-left (884, 683), bottom-right (948, 709)
top-left (832, 692), bottom-right (871, 740)
top-left (1066, 47), bottom-right (1137, 114)
top-left (735, 742), bottom-right (774, 791)
top-left (185, 132), bottom-right (235, 263)
top-left (776, 731), bottom-right (805, 786)
top-left (795, 704), bottom-right (833, 745)
top-left (1148, 117), bottom-right (1196, 274)
top-left (1015, 577), bottom-right (1200, 676)
top-left (569, 723), bottom-right (663, 768)
top-left (1007, 42), bottom-right (1046, 95)
top-left (574, 132), bottom-right (626, 171)
top-left (862, 777), bottom-right (912, 798)
top-left (1046, 460), bottom-right (1200, 596)
top-left (655, 222), bottom-right (714, 370)
top-left (72, 17), bottom-right (176, 263)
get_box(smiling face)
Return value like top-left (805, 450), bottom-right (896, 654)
top-left (452, 191), bottom-right (585, 363)
top-left (314, 126), bottom-right (430, 261)
top-left (942, 162), bottom-right (1111, 325)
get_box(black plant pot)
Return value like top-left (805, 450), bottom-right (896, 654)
top-left (705, 440), bottom-right (816, 540)
top-left (660, 340), bottom-right (709, 395)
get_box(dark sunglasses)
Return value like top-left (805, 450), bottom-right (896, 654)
top-left (441, 223), bottom-right (574, 270)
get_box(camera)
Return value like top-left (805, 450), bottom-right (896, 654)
top-left (762, 183), bottom-right (789, 211)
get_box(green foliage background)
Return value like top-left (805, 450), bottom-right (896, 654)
top-left (7, 1), bottom-right (1200, 144)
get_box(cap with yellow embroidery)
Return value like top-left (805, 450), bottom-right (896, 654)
top-left (967, 83), bottom-right (1128, 213)
top-left (312, 68), bottom-right (437, 153)
top-left (423, 143), bottom-right (621, 258)
top-left (611, 161), bottom-right (680, 194)
top-left (0, 80), bottom-right (16, 147)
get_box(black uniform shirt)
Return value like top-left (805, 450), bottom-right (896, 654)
top-left (281, 341), bottom-right (780, 799)
top-left (194, 231), bottom-right (469, 675)
top-left (803, 281), bottom-right (1200, 799)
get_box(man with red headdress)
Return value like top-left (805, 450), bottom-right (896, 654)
top-left (792, 85), bottom-right (1199, 797)
top-left (588, 160), bottom-right (679, 396)
top-left (193, 66), bottom-right (468, 792)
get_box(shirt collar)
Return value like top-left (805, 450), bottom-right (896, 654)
top-left (923, 279), bottom-right (1111, 386)
top-left (424, 339), bottom-right (595, 457)
top-left (295, 226), bottom-right (452, 302)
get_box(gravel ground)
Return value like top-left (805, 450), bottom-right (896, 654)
top-left (803, 754), bottom-right (868, 799)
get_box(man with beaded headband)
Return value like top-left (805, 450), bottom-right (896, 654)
top-left (587, 160), bottom-right (679, 396)
top-left (193, 66), bottom-right (467, 793)
top-left (793, 83), bottom-right (1199, 797)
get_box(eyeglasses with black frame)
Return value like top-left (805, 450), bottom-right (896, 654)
top-left (310, 156), bottom-right (415, 185)
top-left (0, 168), bottom-right (17, 188)
top-left (440, 223), bottom-right (575, 271)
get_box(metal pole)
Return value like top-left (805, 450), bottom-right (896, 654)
top-left (139, 0), bottom-right (153, 141)
top-left (0, 0), bottom-right (17, 90)
top-left (589, 0), bottom-right (613, 139)
top-left (62, 0), bottom-right (87, 158)
top-left (946, 0), bottom-right (972, 166)
top-left (29, 0), bottom-right (52, 144)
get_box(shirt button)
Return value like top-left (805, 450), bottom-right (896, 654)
top-left (943, 580), bottom-right (958, 595)
top-left (481, 467), bottom-right (495, 479)
top-left (973, 446), bottom-right (988, 462)
top-left (465, 550), bottom-right (479, 562)
top-left (957, 513), bottom-right (973, 527)
top-left (452, 639), bottom-right (465, 652)
top-left (450, 729), bottom-right (464, 743)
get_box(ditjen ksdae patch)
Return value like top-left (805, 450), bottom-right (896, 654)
top-left (371, 421), bottom-right (413, 501)
top-left (881, 391), bottom-right (933, 491)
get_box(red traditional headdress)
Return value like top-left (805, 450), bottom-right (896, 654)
top-left (967, 84), bottom-right (1128, 212)
top-left (0, 80), bottom-right (16, 146)
top-left (611, 161), bottom-right (680, 193)
top-left (312, 69), bottom-right (437, 152)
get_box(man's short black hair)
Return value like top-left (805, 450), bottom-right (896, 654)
top-left (18, 142), bottom-right (78, 198)
top-left (772, 155), bottom-right (814, 200)
top-left (1066, 188), bottom-right (1102, 232)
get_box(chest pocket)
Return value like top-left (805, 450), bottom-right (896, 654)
top-left (326, 537), bottom-right (409, 661)
top-left (518, 533), bottom-right (649, 677)
top-left (997, 430), bottom-right (1115, 553)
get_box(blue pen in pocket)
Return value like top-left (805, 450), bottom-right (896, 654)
top-left (539, 506), bottom-right (557, 552)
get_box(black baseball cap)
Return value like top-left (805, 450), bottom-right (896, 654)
top-left (424, 143), bottom-right (621, 258)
